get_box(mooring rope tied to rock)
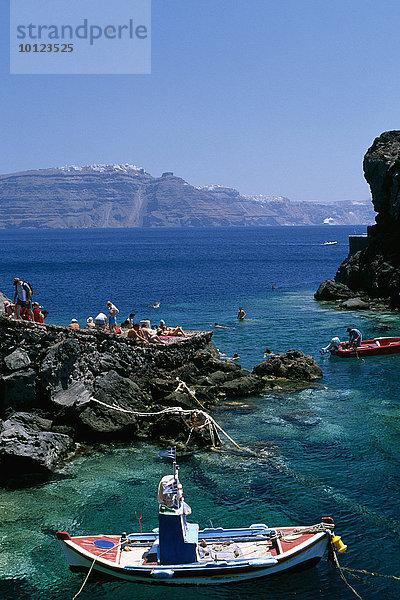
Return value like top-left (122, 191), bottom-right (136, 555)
top-left (90, 396), bottom-right (251, 453)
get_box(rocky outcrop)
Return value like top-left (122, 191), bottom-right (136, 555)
top-left (340, 298), bottom-right (370, 310)
top-left (314, 280), bottom-right (353, 301)
top-left (0, 164), bottom-right (375, 229)
top-left (317, 132), bottom-right (400, 307)
top-left (253, 350), bottom-right (323, 382)
top-left (0, 412), bottom-right (75, 475)
top-left (0, 318), bottom-right (255, 474)
top-left (0, 317), bottom-right (325, 475)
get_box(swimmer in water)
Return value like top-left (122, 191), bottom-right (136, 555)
top-left (210, 322), bottom-right (230, 329)
top-left (152, 302), bottom-right (160, 308)
top-left (237, 307), bottom-right (246, 320)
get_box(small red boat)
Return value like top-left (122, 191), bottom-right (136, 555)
top-left (331, 337), bottom-right (400, 357)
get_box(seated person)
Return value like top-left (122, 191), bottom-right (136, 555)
top-left (127, 323), bottom-right (149, 343)
top-left (3, 301), bottom-right (14, 317)
top-left (68, 318), bottom-right (80, 329)
top-left (94, 312), bottom-right (108, 330)
top-left (32, 301), bottom-right (44, 323)
top-left (86, 317), bottom-right (96, 328)
top-left (140, 325), bottom-right (166, 344)
top-left (158, 323), bottom-right (189, 337)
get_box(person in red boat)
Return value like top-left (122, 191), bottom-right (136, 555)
top-left (347, 327), bottom-right (362, 348)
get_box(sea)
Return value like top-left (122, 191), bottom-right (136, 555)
top-left (1, 225), bottom-right (400, 600)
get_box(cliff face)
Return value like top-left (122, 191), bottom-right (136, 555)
top-left (0, 164), bottom-right (375, 228)
top-left (335, 131), bottom-right (400, 304)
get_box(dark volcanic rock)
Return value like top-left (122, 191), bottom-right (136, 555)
top-left (77, 402), bottom-right (140, 438)
top-left (4, 349), bottom-right (31, 371)
top-left (322, 131), bottom-right (400, 304)
top-left (93, 370), bottom-right (149, 408)
top-left (163, 391), bottom-right (195, 408)
top-left (0, 412), bottom-right (75, 474)
top-left (341, 297), bottom-right (370, 310)
top-left (220, 375), bottom-right (264, 397)
top-left (314, 279), bottom-right (353, 301)
top-left (253, 350), bottom-right (322, 381)
top-left (40, 338), bottom-right (81, 391)
top-left (77, 370), bottom-right (149, 438)
top-left (51, 381), bottom-right (93, 408)
top-left (0, 369), bottom-right (36, 415)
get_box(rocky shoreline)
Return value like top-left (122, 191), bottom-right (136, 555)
top-left (315, 131), bottom-right (400, 311)
top-left (0, 316), bottom-right (322, 477)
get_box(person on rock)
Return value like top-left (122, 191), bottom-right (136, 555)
top-left (3, 301), bottom-right (14, 317)
top-left (13, 277), bottom-right (34, 321)
top-left (86, 317), bottom-right (96, 328)
top-left (32, 302), bottom-right (44, 323)
top-left (127, 323), bottom-right (149, 343)
top-left (68, 318), bottom-right (80, 329)
top-left (107, 301), bottom-right (119, 333)
top-left (94, 312), bottom-right (108, 330)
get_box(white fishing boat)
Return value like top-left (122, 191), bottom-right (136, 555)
top-left (56, 450), bottom-right (346, 586)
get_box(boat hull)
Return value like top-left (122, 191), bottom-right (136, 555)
top-left (57, 529), bottom-right (329, 585)
top-left (331, 337), bottom-right (400, 357)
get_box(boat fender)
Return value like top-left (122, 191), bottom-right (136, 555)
top-left (150, 569), bottom-right (174, 579)
top-left (332, 535), bottom-right (347, 553)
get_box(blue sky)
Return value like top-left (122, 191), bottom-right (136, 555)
top-left (1, 0), bottom-right (400, 202)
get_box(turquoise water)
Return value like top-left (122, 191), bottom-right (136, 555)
top-left (1, 227), bottom-right (400, 600)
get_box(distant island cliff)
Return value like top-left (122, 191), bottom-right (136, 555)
top-left (0, 164), bottom-right (375, 228)
top-left (316, 131), bottom-right (400, 308)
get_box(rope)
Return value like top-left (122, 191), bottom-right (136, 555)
top-left (175, 378), bottom-right (206, 410)
top-left (329, 541), bottom-right (364, 600)
top-left (341, 566), bottom-right (400, 582)
top-left (90, 398), bottom-right (250, 453)
top-left (71, 542), bottom-right (122, 600)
